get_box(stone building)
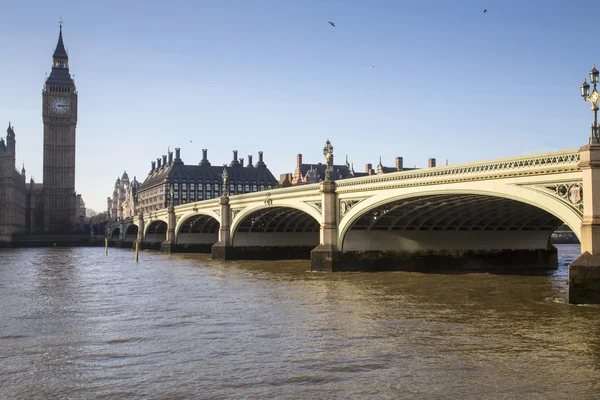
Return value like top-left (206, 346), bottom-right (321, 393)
top-left (136, 148), bottom-right (278, 215)
top-left (107, 171), bottom-right (139, 221)
top-left (0, 123), bottom-right (27, 241)
top-left (290, 151), bottom-right (423, 185)
top-left (41, 22), bottom-right (79, 232)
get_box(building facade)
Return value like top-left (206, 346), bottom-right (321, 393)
top-left (135, 148), bottom-right (278, 215)
top-left (41, 23), bottom-right (79, 232)
top-left (0, 24), bottom-right (84, 241)
top-left (289, 149), bottom-right (423, 186)
top-left (107, 171), bottom-right (139, 221)
top-left (0, 123), bottom-right (27, 241)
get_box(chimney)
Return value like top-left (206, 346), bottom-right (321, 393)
top-left (297, 153), bottom-right (303, 168)
top-left (257, 151), bottom-right (265, 167)
top-left (395, 157), bottom-right (403, 171)
top-left (200, 149), bottom-right (210, 166)
top-left (157, 158), bottom-right (162, 169)
top-left (428, 158), bottom-right (436, 168)
top-left (230, 150), bottom-right (240, 166)
top-left (162, 155), bottom-right (167, 168)
top-left (366, 163), bottom-right (372, 174)
top-left (175, 147), bottom-right (181, 161)
top-left (168, 151), bottom-right (173, 165)
top-left (240, 158), bottom-right (244, 167)
top-left (247, 155), bottom-right (253, 167)
top-left (151, 161), bottom-right (156, 172)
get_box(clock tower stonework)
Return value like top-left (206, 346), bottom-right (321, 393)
top-left (42, 23), bottom-right (78, 232)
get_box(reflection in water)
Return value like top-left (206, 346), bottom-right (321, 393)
top-left (1, 245), bottom-right (600, 398)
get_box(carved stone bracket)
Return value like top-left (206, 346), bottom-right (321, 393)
top-left (232, 208), bottom-right (243, 219)
top-left (339, 199), bottom-right (364, 217)
top-left (306, 201), bottom-right (323, 214)
top-left (264, 192), bottom-right (273, 206)
top-left (525, 182), bottom-right (584, 216)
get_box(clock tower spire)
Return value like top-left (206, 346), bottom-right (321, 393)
top-left (41, 20), bottom-right (78, 233)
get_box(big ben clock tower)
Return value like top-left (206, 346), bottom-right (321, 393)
top-left (42, 21), bottom-right (78, 232)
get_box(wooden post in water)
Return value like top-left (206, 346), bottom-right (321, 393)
top-left (135, 240), bottom-right (139, 263)
top-left (105, 237), bottom-right (108, 256)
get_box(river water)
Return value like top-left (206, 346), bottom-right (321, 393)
top-left (1, 244), bottom-right (600, 399)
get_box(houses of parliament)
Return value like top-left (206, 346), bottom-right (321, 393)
top-left (0, 24), bottom-right (84, 241)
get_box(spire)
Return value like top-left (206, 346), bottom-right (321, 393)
top-left (53, 18), bottom-right (68, 60)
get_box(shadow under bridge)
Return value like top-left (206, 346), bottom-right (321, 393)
top-left (342, 193), bottom-right (565, 267)
top-left (232, 206), bottom-right (320, 259)
top-left (176, 214), bottom-right (220, 252)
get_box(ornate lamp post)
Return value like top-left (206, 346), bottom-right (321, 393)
top-left (322, 139), bottom-right (334, 181)
top-left (581, 65), bottom-right (600, 144)
top-left (169, 187), bottom-right (174, 206)
top-left (222, 166), bottom-right (228, 196)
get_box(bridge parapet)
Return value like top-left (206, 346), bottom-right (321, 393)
top-left (335, 149), bottom-right (581, 193)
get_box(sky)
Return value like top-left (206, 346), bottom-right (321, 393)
top-left (0, 0), bottom-right (597, 213)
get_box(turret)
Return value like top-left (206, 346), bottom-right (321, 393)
top-left (46, 20), bottom-right (74, 87)
top-left (6, 122), bottom-right (15, 155)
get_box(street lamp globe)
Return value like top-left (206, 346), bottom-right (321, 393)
top-left (590, 65), bottom-right (599, 85)
top-left (581, 78), bottom-right (590, 98)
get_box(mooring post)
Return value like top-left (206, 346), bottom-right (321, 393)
top-left (137, 212), bottom-right (144, 250)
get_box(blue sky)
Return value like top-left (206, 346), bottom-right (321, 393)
top-left (0, 0), bottom-right (596, 212)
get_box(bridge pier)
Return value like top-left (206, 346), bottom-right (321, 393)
top-left (160, 205), bottom-right (176, 253)
top-left (212, 196), bottom-right (233, 259)
top-left (311, 180), bottom-right (341, 271)
top-left (570, 145), bottom-right (600, 304)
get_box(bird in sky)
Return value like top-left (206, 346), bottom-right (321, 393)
top-left (190, 140), bottom-right (193, 143)
top-left (328, 21), bottom-right (335, 27)
top-left (483, 9), bottom-right (487, 13)
top-left (367, 65), bottom-right (375, 71)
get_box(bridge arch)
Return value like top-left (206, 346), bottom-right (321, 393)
top-left (231, 204), bottom-right (321, 248)
top-left (175, 212), bottom-right (220, 246)
top-left (123, 223), bottom-right (138, 242)
top-left (109, 227), bottom-right (120, 241)
top-left (144, 219), bottom-right (168, 244)
top-left (338, 182), bottom-right (582, 252)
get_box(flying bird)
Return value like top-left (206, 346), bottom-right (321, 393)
top-left (483, 9), bottom-right (487, 13)
top-left (328, 21), bottom-right (335, 27)
top-left (367, 65), bottom-right (375, 71)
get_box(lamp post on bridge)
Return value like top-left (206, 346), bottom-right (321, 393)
top-left (580, 65), bottom-right (600, 144)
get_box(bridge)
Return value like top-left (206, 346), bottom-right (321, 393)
top-left (107, 145), bottom-right (600, 304)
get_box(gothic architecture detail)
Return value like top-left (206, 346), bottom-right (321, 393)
top-left (107, 171), bottom-right (139, 221)
top-left (0, 123), bottom-right (27, 240)
top-left (41, 22), bottom-right (79, 232)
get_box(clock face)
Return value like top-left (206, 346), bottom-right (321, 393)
top-left (51, 97), bottom-right (69, 114)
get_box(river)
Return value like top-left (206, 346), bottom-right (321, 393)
top-left (1, 244), bottom-right (600, 399)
